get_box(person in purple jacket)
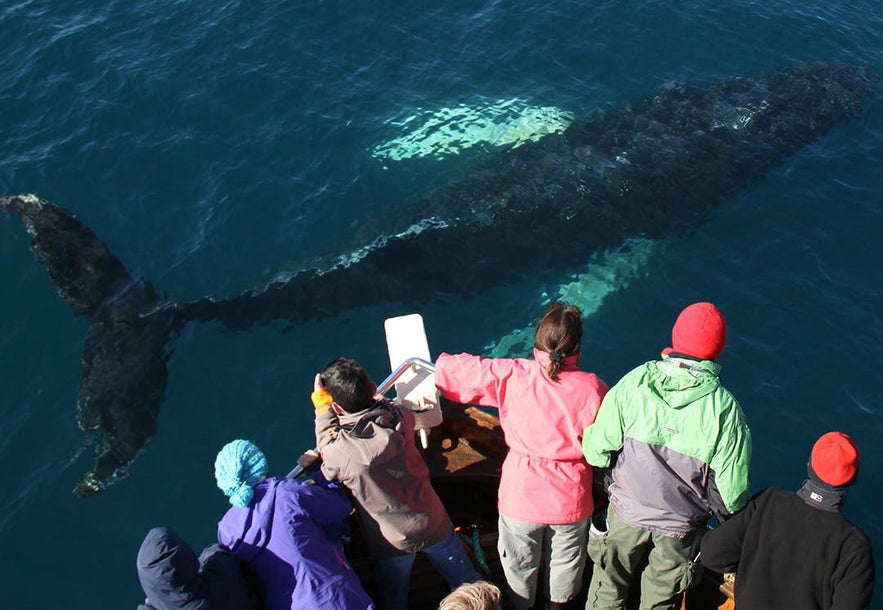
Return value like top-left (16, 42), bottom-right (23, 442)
top-left (214, 438), bottom-right (375, 610)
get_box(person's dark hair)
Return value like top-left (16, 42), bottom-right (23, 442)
top-left (321, 357), bottom-right (377, 413)
top-left (534, 302), bottom-right (583, 381)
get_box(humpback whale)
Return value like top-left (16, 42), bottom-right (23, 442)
top-left (1, 62), bottom-right (876, 496)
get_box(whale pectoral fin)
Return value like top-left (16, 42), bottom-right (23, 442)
top-left (0, 194), bottom-right (145, 317)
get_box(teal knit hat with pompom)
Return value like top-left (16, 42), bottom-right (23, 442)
top-left (214, 439), bottom-right (268, 508)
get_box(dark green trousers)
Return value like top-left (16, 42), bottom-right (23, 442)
top-left (586, 507), bottom-right (702, 610)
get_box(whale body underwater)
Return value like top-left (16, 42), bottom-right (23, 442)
top-left (1, 61), bottom-right (877, 496)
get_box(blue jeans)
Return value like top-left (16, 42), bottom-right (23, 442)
top-left (373, 526), bottom-right (481, 610)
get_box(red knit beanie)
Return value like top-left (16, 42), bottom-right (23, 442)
top-left (662, 302), bottom-right (727, 361)
top-left (810, 432), bottom-right (859, 487)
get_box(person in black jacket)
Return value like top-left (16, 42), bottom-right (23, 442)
top-left (136, 526), bottom-right (257, 610)
top-left (700, 431), bottom-right (875, 610)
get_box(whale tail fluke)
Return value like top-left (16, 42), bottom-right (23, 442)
top-left (70, 305), bottom-right (183, 497)
top-left (1, 194), bottom-right (188, 496)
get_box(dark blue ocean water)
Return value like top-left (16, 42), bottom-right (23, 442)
top-left (1, 1), bottom-right (882, 608)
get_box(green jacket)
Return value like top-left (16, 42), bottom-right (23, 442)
top-left (583, 355), bottom-right (751, 538)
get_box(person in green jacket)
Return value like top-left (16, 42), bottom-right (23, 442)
top-left (582, 302), bottom-right (752, 610)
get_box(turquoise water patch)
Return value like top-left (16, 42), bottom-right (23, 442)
top-left (486, 239), bottom-right (655, 357)
top-left (371, 98), bottom-right (575, 163)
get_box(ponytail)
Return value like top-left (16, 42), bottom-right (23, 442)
top-left (535, 303), bottom-right (583, 380)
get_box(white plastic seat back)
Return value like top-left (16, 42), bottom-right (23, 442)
top-left (384, 313), bottom-right (442, 448)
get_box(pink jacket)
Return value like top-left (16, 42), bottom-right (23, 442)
top-left (435, 349), bottom-right (608, 524)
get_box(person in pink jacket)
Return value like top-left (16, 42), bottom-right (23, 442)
top-left (435, 302), bottom-right (609, 610)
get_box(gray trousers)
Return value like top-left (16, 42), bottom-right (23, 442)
top-left (498, 514), bottom-right (590, 609)
top-left (585, 507), bottom-right (702, 610)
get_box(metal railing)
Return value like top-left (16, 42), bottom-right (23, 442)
top-left (378, 357), bottom-right (435, 395)
top-left (287, 357), bottom-right (436, 478)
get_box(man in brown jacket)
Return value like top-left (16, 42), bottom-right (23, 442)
top-left (312, 357), bottom-right (481, 610)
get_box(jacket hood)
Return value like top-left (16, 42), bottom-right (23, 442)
top-left (217, 478), bottom-right (279, 563)
top-left (136, 527), bottom-right (210, 610)
top-left (335, 400), bottom-right (405, 467)
top-left (644, 355), bottom-right (722, 409)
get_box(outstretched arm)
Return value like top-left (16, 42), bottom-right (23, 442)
top-left (434, 352), bottom-right (507, 408)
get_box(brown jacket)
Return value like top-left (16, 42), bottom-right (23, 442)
top-left (315, 398), bottom-right (451, 557)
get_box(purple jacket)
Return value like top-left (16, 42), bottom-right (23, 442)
top-left (217, 476), bottom-right (374, 610)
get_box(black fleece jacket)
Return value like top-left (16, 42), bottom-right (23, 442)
top-left (700, 487), bottom-right (874, 610)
